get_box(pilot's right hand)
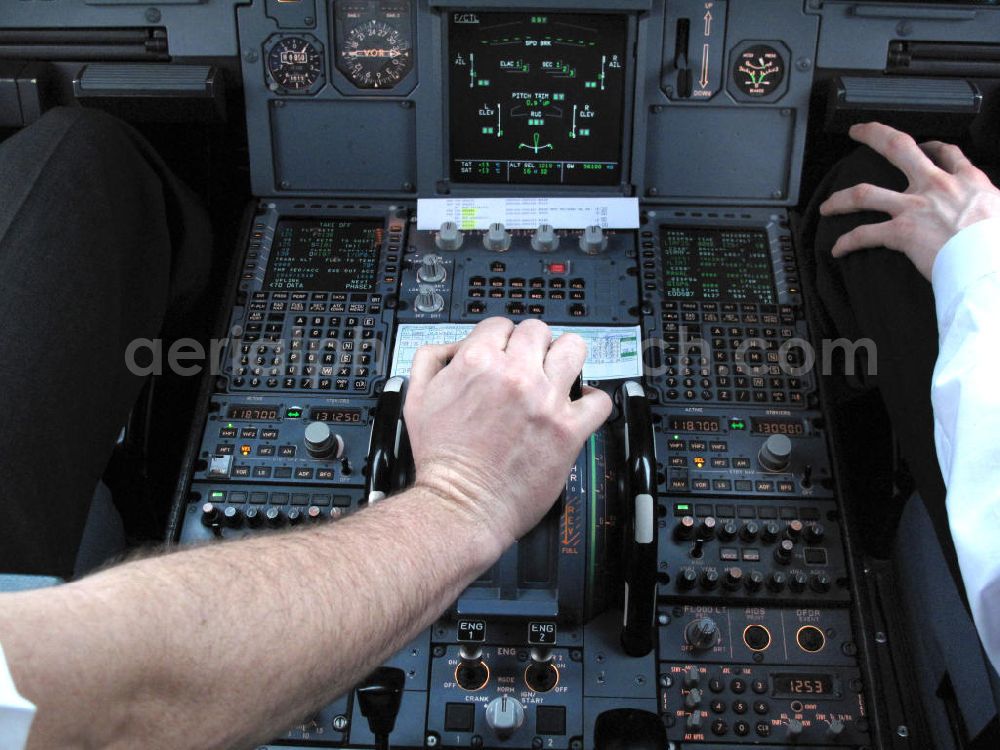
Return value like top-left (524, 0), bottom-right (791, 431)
top-left (820, 121), bottom-right (1000, 280)
top-left (403, 317), bottom-right (612, 550)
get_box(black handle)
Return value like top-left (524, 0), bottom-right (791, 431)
top-left (617, 381), bottom-right (658, 657)
top-left (366, 376), bottom-right (407, 504)
top-left (356, 666), bottom-right (406, 750)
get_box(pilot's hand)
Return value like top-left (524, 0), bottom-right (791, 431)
top-left (819, 121), bottom-right (1000, 280)
top-left (403, 317), bottom-right (612, 549)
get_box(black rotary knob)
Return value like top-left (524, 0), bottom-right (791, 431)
top-left (804, 523), bottom-right (825, 544)
top-left (768, 571), bottom-right (787, 592)
top-left (265, 506), bottom-right (285, 528)
top-left (718, 519), bottom-right (739, 541)
top-left (740, 521), bottom-right (760, 542)
top-left (745, 570), bottom-right (764, 592)
top-left (201, 502), bottom-right (220, 527)
top-left (761, 521), bottom-right (781, 543)
top-left (790, 571), bottom-right (808, 593)
top-left (684, 617), bottom-right (720, 651)
top-left (675, 515), bottom-right (696, 541)
top-left (774, 539), bottom-right (794, 565)
top-left (223, 505), bottom-right (243, 528)
top-left (245, 506), bottom-right (263, 528)
top-left (786, 519), bottom-right (804, 540)
top-left (810, 572), bottom-right (832, 593)
top-left (287, 508), bottom-right (303, 525)
top-left (698, 516), bottom-right (717, 539)
top-left (678, 567), bottom-right (698, 590)
top-left (724, 567), bottom-right (744, 591)
top-left (701, 569), bottom-right (720, 590)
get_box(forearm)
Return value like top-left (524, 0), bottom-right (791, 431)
top-left (930, 218), bottom-right (1000, 675)
top-left (0, 484), bottom-right (504, 750)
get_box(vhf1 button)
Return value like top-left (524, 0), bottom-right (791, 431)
top-left (457, 620), bottom-right (486, 643)
top-left (528, 622), bottom-right (556, 645)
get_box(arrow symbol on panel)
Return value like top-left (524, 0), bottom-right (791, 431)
top-left (700, 44), bottom-right (710, 88)
top-left (704, 10), bottom-right (713, 36)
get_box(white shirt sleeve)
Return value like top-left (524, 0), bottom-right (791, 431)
top-left (0, 641), bottom-right (35, 750)
top-left (930, 216), bottom-right (1000, 677)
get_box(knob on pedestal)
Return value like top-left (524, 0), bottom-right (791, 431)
top-left (483, 222), bottom-right (512, 252)
top-left (786, 718), bottom-right (804, 741)
top-left (304, 421), bottom-right (345, 459)
top-left (759, 434), bottom-right (793, 472)
top-left (414, 284), bottom-right (445, 313)
top-left (485, 695), bottom-right (525, 739)
top-left (531, 223), bottom-right (560, 252)
top-left (435, 221), bottom-right (464, 251)
top-left (201, 502), bottom-right (220, 527)
top-left (827, 719), bottom-right (846, 740)
top-left (416, 253), bottom-right (446, 283)
top-left (684, 617), bottom-right (720, 651)
top-left (683, 665), bottom-right (700, 689)
top-left (579, 225), bottom-right (608, 254)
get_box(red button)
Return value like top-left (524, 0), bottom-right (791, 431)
top-left (547, 263), bottom-right (567, 274)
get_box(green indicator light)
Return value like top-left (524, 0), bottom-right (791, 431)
top-left (730, 419), bottom-right (746, 431)
top-left (677, 504), bottom-right (690, 511)
top-left (211, 491), bottom-right (224, 498)
top-left (286, 409), bottom-right (302, 419)
top-left (226, 423), bottom-right (233, 429)
top-left (672, 434), bottom-right (680, 440)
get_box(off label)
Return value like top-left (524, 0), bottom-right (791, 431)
top-left (528, 621), bottom-right (557, 645)
top-left (457, 619), bottom-right (486, 642)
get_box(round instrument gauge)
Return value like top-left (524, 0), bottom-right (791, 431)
top-left (266, 36), bottom-right (324, 93)
top-left (338, 19), bottom-right (413, 89)
top-left (732, 44), bottom-right (785, 97)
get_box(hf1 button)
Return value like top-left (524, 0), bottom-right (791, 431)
top-left (303, 422), bottom-right (344, 460)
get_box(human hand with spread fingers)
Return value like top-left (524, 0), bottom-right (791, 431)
top-left (820, 121), bottom-right (1000, 280)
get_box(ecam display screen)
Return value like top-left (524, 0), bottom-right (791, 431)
top-left (448, 12), bottom-right (627, 185)
top-left (661, 226), bottom-right (776, 303)
top-left (265, 219), bottom-right (382, 292)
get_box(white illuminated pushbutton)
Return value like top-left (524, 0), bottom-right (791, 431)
top-left (758, 434), bottom-right (793, 472)
top-left (304, 421), bottom-right (344, 460)
top-left (485, 696), bottom-right (525, 739)
top-left (578, 225), bottom-right (607, 254)
top-left (414, 284), bottom-right (445, 313)
top-left (531, 224), bottom-right (559, 252)
top-left (435, 221), bottom-right (464, 251)
top-left (416, 253), bottom-right (446, 283)
top-left (483, 222), bottom-right (512, 252)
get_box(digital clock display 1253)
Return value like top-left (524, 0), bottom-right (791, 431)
top-left (772, 673), bottom-right (836, 698)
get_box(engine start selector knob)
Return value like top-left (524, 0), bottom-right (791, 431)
top-left (758, 434), bottom-right (793, 472)
top-left (483, 222), bottom-right (512, 252)
top-left (485, 695), bottom-right (525, 739)
top-left (416, 253), bottom-right (446, 283)
top-left (435, 221), bottom-right (464, 251)
top-left (414, 284), bottom-right (445, 314)
top-left (304, 421), bottom-right (345, 460)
